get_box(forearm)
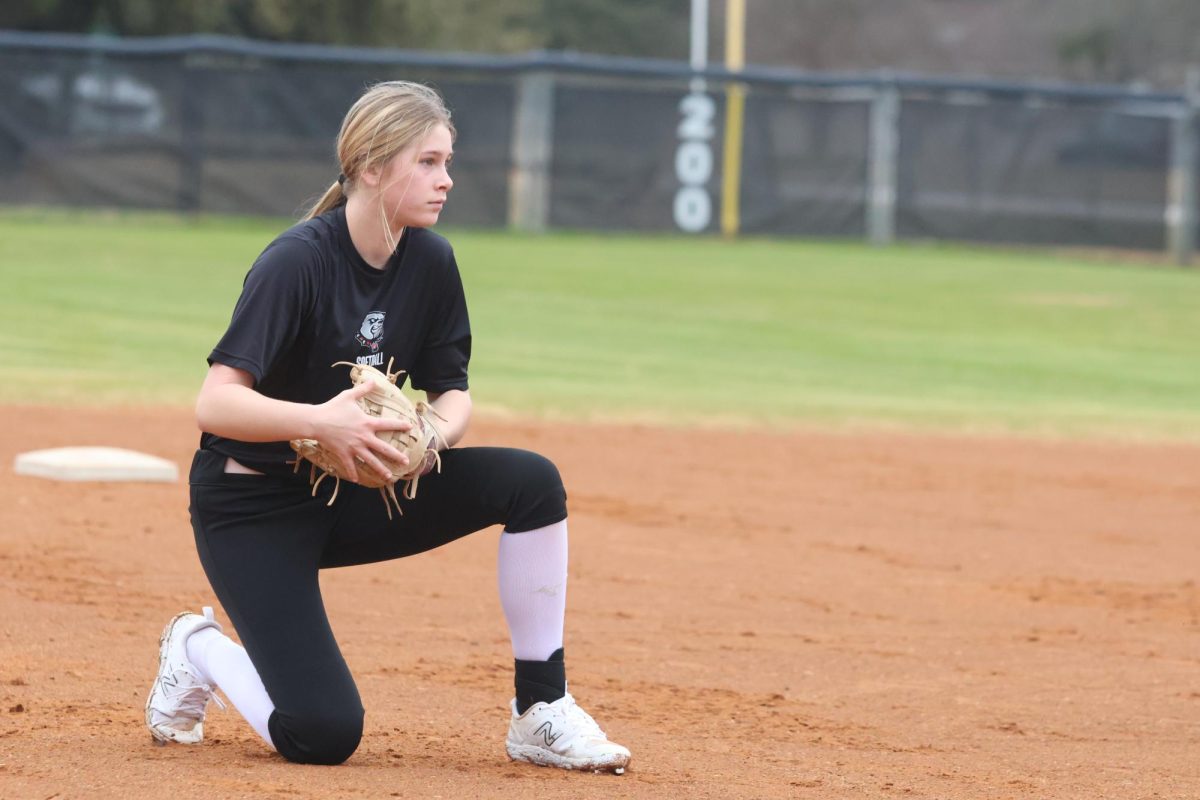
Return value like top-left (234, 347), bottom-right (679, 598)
top-left (195, 382), bottom-right (318, 442)
top-left (426, 389), bottom-right (472, 449)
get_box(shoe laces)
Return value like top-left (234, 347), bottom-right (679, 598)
top-left (158, 667), bottom-right (226, 719)
top-left (558, 694), bottom-right (605, 739)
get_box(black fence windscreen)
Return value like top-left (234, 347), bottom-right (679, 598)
top-left (0, 44), bottom-right (513, 225)
top-left (739, 92), bottom-right (870, 237)
top-left (0, 32), bottom-right (1188, 251)
top-left (897, 98), bottom-right (1170, 249)
top-left (550, 82), bottom-right (699, 232)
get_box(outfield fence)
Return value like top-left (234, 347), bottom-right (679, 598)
top-left (0, 30), bottom-right (1196, 260)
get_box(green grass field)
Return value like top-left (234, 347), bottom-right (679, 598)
top-left (2, 208), bottom-right (1199, 439)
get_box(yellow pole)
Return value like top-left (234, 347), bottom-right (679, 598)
top-left (725, 0), bottom-right (745, 70)
top-left (720, 0), bottom-right (746, 238)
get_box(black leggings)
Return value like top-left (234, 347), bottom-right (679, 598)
top-left (187, 446), bottom-right (567, 765)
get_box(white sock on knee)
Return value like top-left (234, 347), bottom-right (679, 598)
top-left (497, 519), bottom-right (568, 661)
top-left (186, 627), bottom-right (276, 748)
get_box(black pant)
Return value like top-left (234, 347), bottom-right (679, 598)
top-left (187, 446), bottom-right (567, 765)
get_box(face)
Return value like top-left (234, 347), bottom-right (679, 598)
top-left (370, 124), bottom-right (454, 230)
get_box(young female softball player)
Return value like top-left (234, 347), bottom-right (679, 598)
top-left (144, 80), bottom-right (630, 773)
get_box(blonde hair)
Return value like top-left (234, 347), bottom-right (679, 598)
top-left (305, 81), bottom-right (455, 243)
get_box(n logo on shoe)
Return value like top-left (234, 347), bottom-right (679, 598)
top-left (533, 721), bottom-right (561, 747)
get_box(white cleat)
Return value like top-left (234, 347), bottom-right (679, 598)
top-left (145, 606), bottom-right (225, 745)
top-left (506, 693), bottom-right (631, 774)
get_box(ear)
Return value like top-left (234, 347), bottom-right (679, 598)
top-left (359, 162), bottom-right (383, 188)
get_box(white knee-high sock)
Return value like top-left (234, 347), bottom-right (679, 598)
top-left (497, 519), bottom-right (568, 661)
top-left (187, 627), bottom-right (276, 748)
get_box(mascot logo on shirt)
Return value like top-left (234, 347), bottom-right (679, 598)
top-left (355, 311), bottom-right (385, 352)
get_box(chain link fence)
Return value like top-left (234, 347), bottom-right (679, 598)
top-left (0, 31), bottom-right (1194, 258)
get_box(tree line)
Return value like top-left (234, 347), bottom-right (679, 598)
top-left (5, 0), bottom-right (1199, 88)
top-left (1, 0), bottom-right (692, 59)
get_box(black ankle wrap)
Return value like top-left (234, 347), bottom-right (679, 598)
top-left (513, 647), bottom-right (565, 714)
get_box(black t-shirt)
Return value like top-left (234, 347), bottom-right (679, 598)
top-left (200, 205), bottom-right (471, 475)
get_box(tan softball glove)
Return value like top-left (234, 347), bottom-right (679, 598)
top-left (290, 360), bottom-right (445, 518)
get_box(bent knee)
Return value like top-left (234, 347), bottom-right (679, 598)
top-left (517, 450), bottom-right (563, 494)
top-left (270, 708), bottom-right (364, 765)
top-left (506, 450), bottom-right (567, 532)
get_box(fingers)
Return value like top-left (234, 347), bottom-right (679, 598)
top-left (342, 437), bottom-right (410, 482)
top-left (341, 436), bottom-right (407, 482)
top-left (346, 381), bottom-right (376, 401)
top-left (365, 437), bottom-right (409, 470)
top-left (358, 452), bottom-right (393, 483)
top-left (337, 453), bottom-right (360, 483)
top-left (370, 415), bottom-right (414, 433)
top-left (338, 447), bottom-right (405, 484)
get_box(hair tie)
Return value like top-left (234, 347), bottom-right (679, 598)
top-left (337, 173), bottom-right (347, 187)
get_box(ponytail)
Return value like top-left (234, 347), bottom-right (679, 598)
top-left (304, 178), bottom-right (346, 220)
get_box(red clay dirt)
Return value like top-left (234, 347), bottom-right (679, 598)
top-left (0, 405), bottom-right (1198, 799)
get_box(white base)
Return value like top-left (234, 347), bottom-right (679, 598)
top-left (14, 447), bottom-right (178, 483)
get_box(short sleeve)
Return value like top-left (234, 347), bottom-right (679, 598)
top-left (409, 248), bottom-right (471, 393)
top-left (208, 236), bottom-right (317, 384)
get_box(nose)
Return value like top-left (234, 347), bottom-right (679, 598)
top-left (439, 166), bottom-right (453, 192)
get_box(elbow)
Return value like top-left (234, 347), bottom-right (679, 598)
top-left (195, 383), bottom-right (227, 434)
top-left (194, 392), bottom-right (213, 433)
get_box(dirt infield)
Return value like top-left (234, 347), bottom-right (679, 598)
top-left (1, 406), bottom-right (1198, 799)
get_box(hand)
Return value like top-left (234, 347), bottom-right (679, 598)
top-left (310, 381), bottom-right (412, 483)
